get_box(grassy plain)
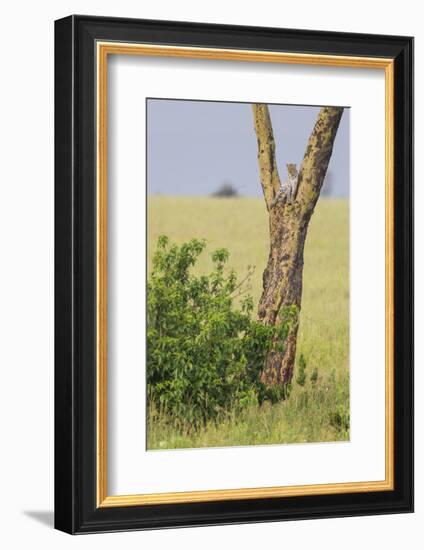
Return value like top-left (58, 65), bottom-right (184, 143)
top-left (147, 196), bottom-right (349, 449)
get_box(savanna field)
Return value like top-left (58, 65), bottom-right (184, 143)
top-left (147, 196), bottom-right (349, 449)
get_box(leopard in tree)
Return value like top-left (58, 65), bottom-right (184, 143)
top-left (272, 163), bottom-right (299, 207)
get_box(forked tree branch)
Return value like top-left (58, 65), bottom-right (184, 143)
top-left (251, 104), bottom-right (344, 386)
top-left (296, 106), bottom-right (344, 216)
top-left (252, 104), bottom-right (344, 217)
top-left (252, 104), bottom-right (281, 211)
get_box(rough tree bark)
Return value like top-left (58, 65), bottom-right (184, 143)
top-left (252, 104), bottom-right (344, 386)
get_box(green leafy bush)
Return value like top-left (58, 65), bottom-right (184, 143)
top-left (147, 236), bottom-right (291, 429)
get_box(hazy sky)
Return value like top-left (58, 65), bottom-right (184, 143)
top-left (147, 99), bottom-right (349, 197)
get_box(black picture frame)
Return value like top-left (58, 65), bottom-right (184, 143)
top-left (55, 14), bottom-right (413, 534)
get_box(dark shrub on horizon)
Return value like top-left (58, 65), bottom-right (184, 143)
top-left (211, 182), bottom-right (239, 197)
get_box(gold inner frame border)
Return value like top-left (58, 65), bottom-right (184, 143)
top-left (96, 42), bottom-right (394, 508)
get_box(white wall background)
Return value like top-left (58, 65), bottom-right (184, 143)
top-left (0, 0), bottom-right (420, 547)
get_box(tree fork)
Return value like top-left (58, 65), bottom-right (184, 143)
top-left (252, 104), bottom-right (344, 386)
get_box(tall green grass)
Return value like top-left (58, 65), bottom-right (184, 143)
top-left (148, 368), bottom-right (349, 449)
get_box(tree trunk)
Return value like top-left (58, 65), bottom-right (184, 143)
top-left (252, 104), bottom-right (344, 386)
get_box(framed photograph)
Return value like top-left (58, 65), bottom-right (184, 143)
top-left (54, 15), bottom-right (413, 534)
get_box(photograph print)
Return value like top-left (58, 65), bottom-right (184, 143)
top-left (146, 98), bottom-right (350, 451)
